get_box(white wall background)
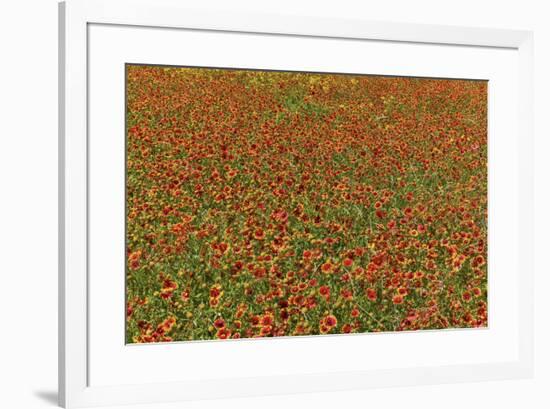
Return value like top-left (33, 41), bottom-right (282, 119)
top-left (0, 1), bottom-right (547, 408)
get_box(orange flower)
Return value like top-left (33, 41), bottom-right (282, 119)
top-left (216, 328), bottom-right (231, 339)
top-left (254, 228), bottom-right (266, 240)
top-left (366, 288), bottom-right (377, 301)
top-left (322, 314), bottom-right (338, 330)
top-left (158, 316), bottom-right (176, 335)
top-left (260, 314), bottom-right (273, 327)
top-left (210, 285), bottom-right (222, 299)
top-left (180, 290), bottom-right (190, 302)
top-left (160, 277), bottom-right (178, 299)
top-left (342, 324), bottom-right (353, 333)
top-left (392, 295), bottom-right (404, 305)
top-left (319, 285), bottom-right (331, 301)
top-left (321, 261), bottom-right (333, 274)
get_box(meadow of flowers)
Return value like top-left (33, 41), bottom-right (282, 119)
top-left (126, 65), bottom-right (488, 343)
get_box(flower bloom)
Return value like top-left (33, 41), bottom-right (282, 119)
top-left (321, 261), bottom-right (333, 274)
top-left (216, 328), bottom-right (231, 339)
top-left (324, 314), bottom-right (338, 328)
top-left (160, 277), bottom-right (178, 299)
top-left (392, 295), bottom-right (404, 305)
top-left (319, 285), bottom-right (331, 301)
top-left (319, 314), bottom-right (337, 334)
top-left (366, 288), bottom-right (377, 301)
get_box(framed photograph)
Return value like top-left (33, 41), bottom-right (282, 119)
top-left (59, 0), bottom-right (534, 407)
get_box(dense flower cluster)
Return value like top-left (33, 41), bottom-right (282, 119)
top-left (125, 65), bottom-right (488, 343)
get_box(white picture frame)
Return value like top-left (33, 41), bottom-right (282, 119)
top-left (59, 0), bottom-right (534, 407)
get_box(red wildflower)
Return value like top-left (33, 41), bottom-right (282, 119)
top-left (366, 288), bottom-right (377, 301)
top-left (321, 261), bottom-right (333, 274)
top-left (319, 285), bottom-right (331, 301)
top-left (392, 295), bottom-right (404, 305)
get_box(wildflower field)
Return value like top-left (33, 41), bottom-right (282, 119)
top-left (126, 65), bottom-right (488, 343)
